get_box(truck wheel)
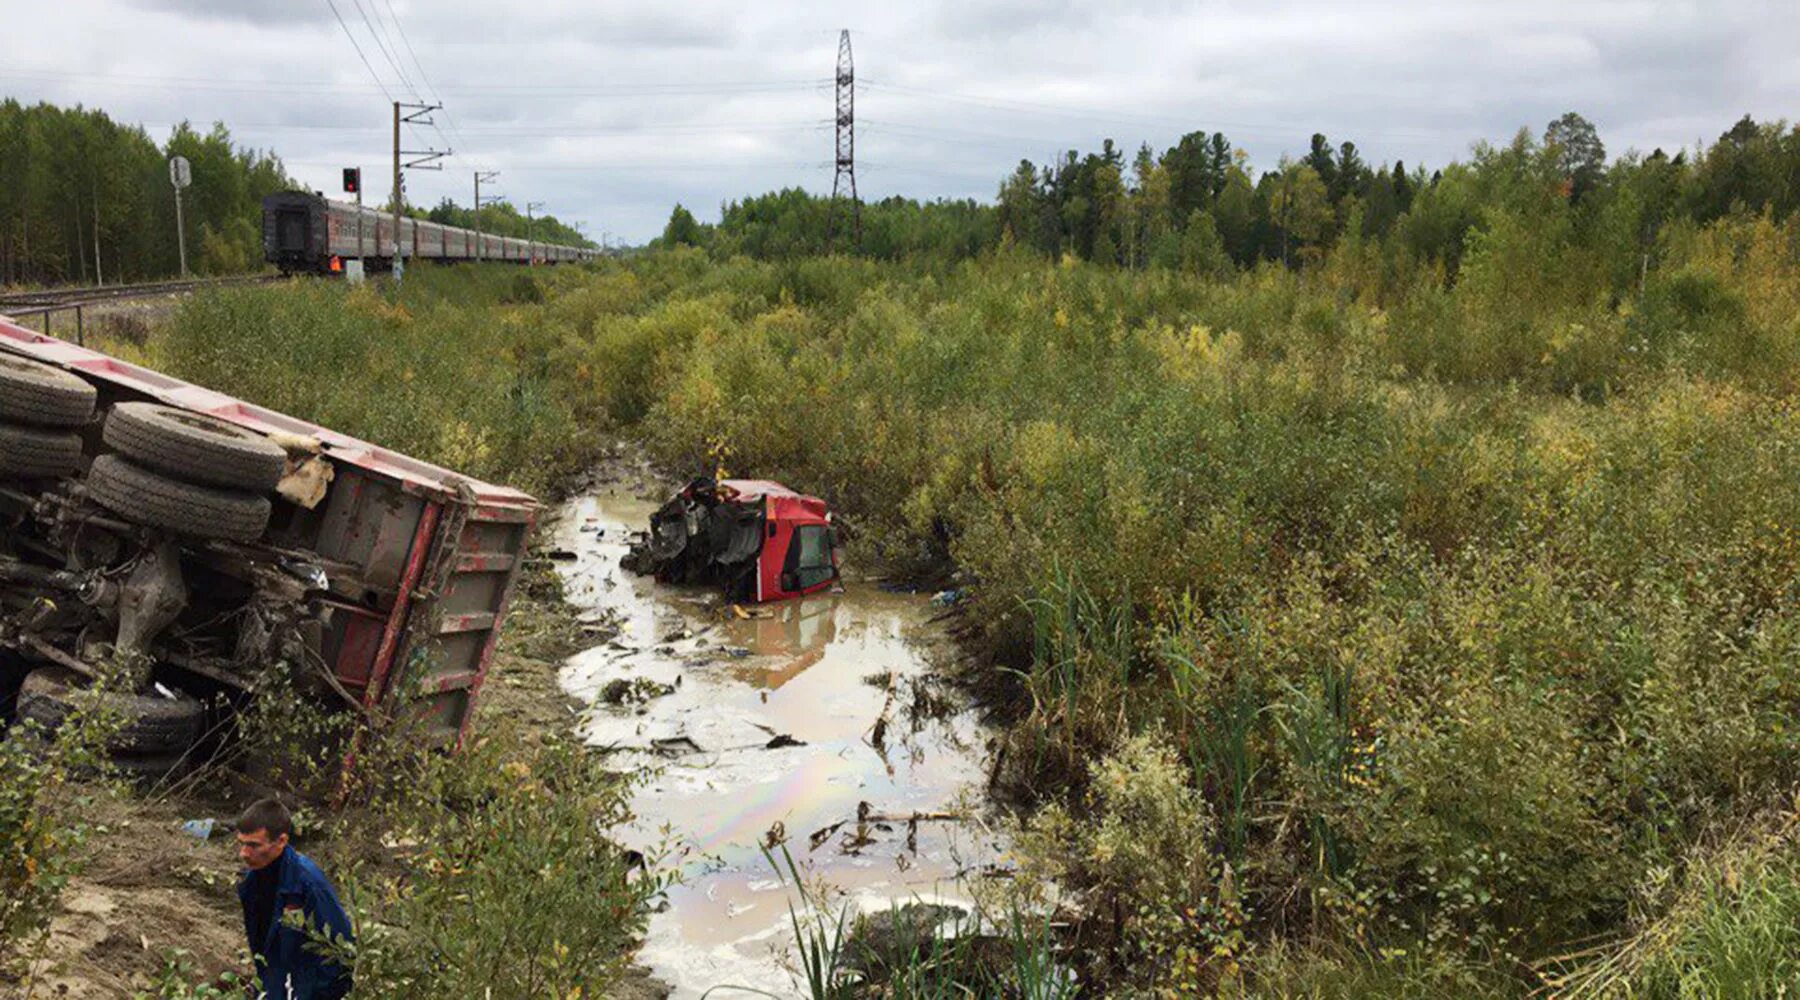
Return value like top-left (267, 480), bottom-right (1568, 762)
top-left (108, 748), bottom-right (196, 786)
top-left (17, 666), bottom-right (205, 754)
top-left (103, 402), bottom-right (286, 492)
top-left (0, 421), bottom-right (82, 479)
top-left (86, 454), bottom-right (271, 542)
top-left (0, 354), bottom-right (97, 428)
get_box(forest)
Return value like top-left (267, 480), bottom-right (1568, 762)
top-left (0, 100), bottom-right (590, 286)
top-left (665, 112), bottom-right (1800, 288)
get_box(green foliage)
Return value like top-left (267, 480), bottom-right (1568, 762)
top-left (533, 232), bottom-right (1800, 990)
top-left (137, 949), bottom-right (252, 999)
top-left (0, 102), bottom-right (288, 285)
top-left (330, 736), bottom-right (661, 999)
top-left (1014, 731), bottom-right (1232, 992)
top-left (0, 660), bottom-right (131, 976)
top-left (149, 267), bottom-right (605, 495)
top-left (1551, 807), bottom-right (1800, 998)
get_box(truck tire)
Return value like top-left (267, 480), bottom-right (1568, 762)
top-left (0, 421), bottom-right (82, 479)
top-left (17, 666), bottom-right (205, 754)
top-left (0, 354), bottom-right (97, 427)
top-left (103, 402), bottom-right (285, 492)
top-left (86, 454), bottom-right (271, 542)
top-left (108, 748), bottom-right (196, 786)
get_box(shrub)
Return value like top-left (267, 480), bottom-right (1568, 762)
top-left (331, 736), bottom-right (663, 999)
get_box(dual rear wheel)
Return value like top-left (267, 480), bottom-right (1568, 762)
top-left (0, 353), bottom-right (291, 779)
top-left (0, 354), bottom-right (286, 541)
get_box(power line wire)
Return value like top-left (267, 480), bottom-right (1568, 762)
top-left (349, 0), bottom-right (417, 99)
top-left (378, 0), bottom-right (473, 169)
top-left (322, 0), bottom-right (395, 102)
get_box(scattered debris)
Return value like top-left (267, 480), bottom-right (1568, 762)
top-left (764, 733), bottom-right (805, 749)
top-left (650, 735), bottom-right (704, 757)
top-left (599, 677), bottom-right (676, 706)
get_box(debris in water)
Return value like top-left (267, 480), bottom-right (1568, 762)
top-left (600, 677), bottom-right (676, 706)
top-left (651, 736), bottom-right (703, 756)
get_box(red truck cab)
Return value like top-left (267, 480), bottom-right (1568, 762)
top-left (625, 477), bottom-right (842, 603)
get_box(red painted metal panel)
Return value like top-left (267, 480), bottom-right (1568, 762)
top-left (362, 502), bottom-right (440, 709)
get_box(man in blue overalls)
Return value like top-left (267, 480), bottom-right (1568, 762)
top-left (235, 799), bottom-right (355, 999)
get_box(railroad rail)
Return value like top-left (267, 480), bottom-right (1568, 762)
top-left (0, 273), bottom-right (286, 312)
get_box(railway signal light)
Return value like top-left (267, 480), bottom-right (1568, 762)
top-left (342, 168), bottom-right (360, 194)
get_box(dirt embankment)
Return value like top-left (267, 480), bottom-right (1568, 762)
top-left (7, 448), bottom-right (673, 999)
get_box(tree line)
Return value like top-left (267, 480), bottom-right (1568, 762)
top-left (660, 111), bottom-right (1800, 292)
top-left (0, 99), bottom-right (599, 287)
top-left (0, 100), bottom-right (290, 285)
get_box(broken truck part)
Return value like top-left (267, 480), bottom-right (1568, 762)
top-left (0, 313), bottom-right (537, 779)
top-left (624, 478), bottom-right (842, 603)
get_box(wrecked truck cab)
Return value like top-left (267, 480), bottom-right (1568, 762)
top-left (624, 478), bottom-right (842, 603)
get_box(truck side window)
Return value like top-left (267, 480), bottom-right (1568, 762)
top-left (788, 525), bottom-right (836, 591)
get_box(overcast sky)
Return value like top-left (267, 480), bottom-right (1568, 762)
top-left (5, 1), bottom-right (1796, 243)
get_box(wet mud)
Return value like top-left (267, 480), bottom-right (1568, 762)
top-left (554, 488), bottom-right (1003, 997)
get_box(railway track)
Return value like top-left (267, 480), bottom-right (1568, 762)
top-left (0, 273), bottom-right (287, 312)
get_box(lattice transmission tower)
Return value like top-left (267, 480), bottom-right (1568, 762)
top-left (826, 29), bottom-right (861, 251)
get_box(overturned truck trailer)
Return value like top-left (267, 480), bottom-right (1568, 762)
top-left (0, 314), bottom-right (537, 779)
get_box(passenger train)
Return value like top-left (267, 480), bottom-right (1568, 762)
top-left (262, 191), bottom-right (596, 274)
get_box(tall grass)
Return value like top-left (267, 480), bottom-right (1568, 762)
top-left (151, 265), bottom-right (604, 496)
top-left (144, 225), bottom-right (1800, 993)
top-left (554, 234), bottom-right (1799, 990)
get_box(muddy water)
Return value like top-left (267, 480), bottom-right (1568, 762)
top-left (554, 489), bottom-right (1003, 997)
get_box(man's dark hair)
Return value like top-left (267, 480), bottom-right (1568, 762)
top-left (236, 798), bottom-right (293, 840)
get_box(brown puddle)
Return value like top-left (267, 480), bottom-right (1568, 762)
top-left (554, 488), bottom-right (1003, 997)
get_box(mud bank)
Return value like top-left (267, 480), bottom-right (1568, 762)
top-left (554, 488), bottom-right (1006, 997)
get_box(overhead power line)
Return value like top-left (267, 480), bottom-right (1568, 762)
top-left (322, 0), bottom-right (394, 102)
top-left (350, 0), bottom-right (417, 99)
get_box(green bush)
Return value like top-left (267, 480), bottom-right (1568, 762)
top-left (331, 737), bottom-right (662, 999)
top-left (496, 240), bottom-right (1800, 988)
top-left (152, 269), bottom-right (602, 496)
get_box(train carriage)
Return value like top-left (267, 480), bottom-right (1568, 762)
top-left (263, 191), bottom-right (594, 274)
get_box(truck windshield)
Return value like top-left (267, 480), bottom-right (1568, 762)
top-left (790, 524), bottom-right (835, 590)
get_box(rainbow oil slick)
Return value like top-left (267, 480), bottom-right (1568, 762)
top-left (553, 489), bottom-right (1003, 997)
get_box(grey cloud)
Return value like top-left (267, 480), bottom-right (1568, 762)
top-left (128, 0), bottom-right (333, 26)
top-left (12, 0), bottom-right (1800, 242)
